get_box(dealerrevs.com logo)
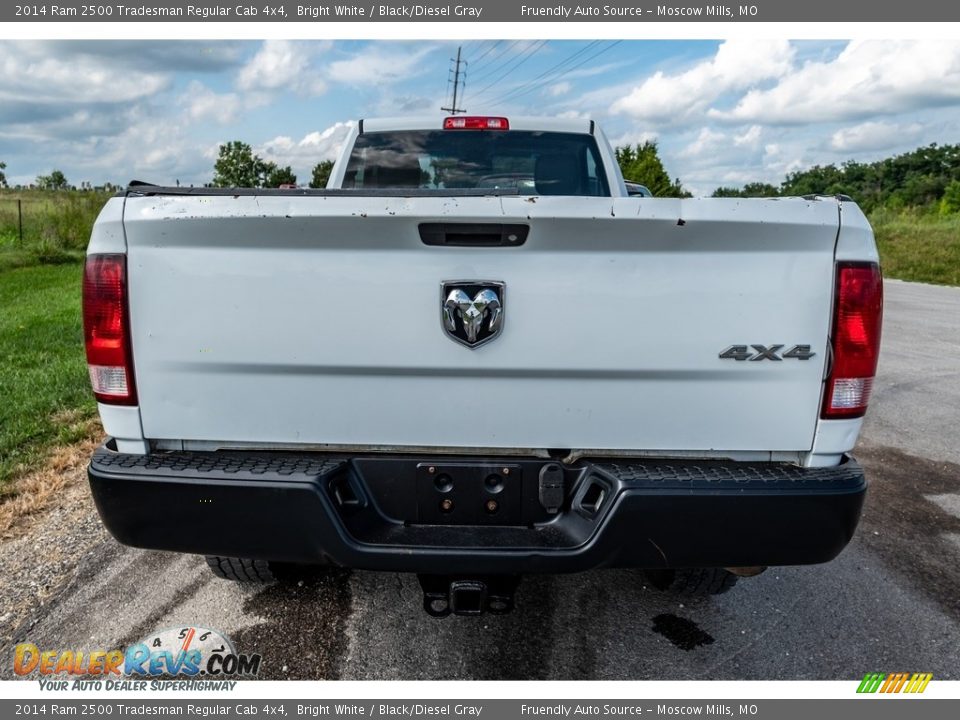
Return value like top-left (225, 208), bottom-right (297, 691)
top-left (14, 626), bottom-right (261, 689)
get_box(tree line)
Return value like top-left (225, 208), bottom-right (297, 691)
top-left (0, 145), bottom-right (335, 192)
top-left (709, 143), bottom-right (960, 215)
top-left (6, 138), bottom-right (959, 214)
top-left (615, 142), bottom-right (691, 198)
top-left (212, 141), bottom-right (334, 189)
top-left (0, 163), bottom-right (73, 191)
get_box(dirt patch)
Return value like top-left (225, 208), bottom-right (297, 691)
top-left (0, 473), bottom-right (108, 646)
top-left (0, 431), bottom-right (100, 539)
top-left (0, 430), bottom-right (107, 645)
top-left (856, 443), bottom-right (960, 619)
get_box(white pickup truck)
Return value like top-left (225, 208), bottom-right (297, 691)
top-left (84, 116), bottom-right (882, 616)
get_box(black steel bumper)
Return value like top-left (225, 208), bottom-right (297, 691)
top-left (88, 443), bottom-right (867, 574)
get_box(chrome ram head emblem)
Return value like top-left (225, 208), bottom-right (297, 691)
top-left (441, 281), bottom-right (505, 349)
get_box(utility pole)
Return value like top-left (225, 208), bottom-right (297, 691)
top-left (441, 46), bottom-right (467, 114)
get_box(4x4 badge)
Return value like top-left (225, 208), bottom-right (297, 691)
top-left (441, 281), bottom-right (505, 349)
top-left (719, 344), bottom-right (816, 361)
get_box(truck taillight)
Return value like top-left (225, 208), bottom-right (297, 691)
top-left (443, 116), bottom-right (509, 130)
top-left (821, 262), bottom-right (883, 419)
top-left (83, 254), bottom-right (137, 405)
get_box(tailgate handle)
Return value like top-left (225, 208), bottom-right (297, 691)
top-left (419, 223), bottom-right (528, 247)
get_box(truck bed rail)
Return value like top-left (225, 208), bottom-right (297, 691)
top-left (123, 183), bottom-right (522, 198)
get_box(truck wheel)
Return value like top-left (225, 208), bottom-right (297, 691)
top-left (644, 567), bottom-right (738, 596)
top-left (205, 556), bottom-right (276, 583)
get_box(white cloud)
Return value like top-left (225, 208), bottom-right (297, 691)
top-left (735, 125), bottom-right (763, 146)
top-left (755, 140), bottom-right (808, 179)
top-left (667, 125), bottom-right (788, 195)
top-left (372, 93), bottom-right (438, 116)
top-left (237, 40), bottom-right (328, 95)
top-left (829, 121), bottom-right (924, 153)
top-left (44, 40), bottom-right (247, 72)
top-left (0, 41), bottom-right (247, 187)
top-left (678, 125), bottom-right (765, 161)
top-left (555, 109), bottom-right (590, 120)
top-left (57, 110), bottom-right (208, 186)
top-left (0, 41), bottom-right (168, 104)
top-left (711, 40), bottom-right (960, 124)
top-left (548, 82), bottom-right (571, 97)
top-left (257, 122), bottom-right (355, 178)
top-left (679, 128), bottom-right (726, 158)
top-left (607, 130), bottom-right (659, 148)
top-left (0, 106), bottom-right (132, 144)
top-left (610, 40), bottom-right (794, 124)
top-left (327, 46), bottom-right (434, 85)
top-left (180, 81), bottom-right (244, 124)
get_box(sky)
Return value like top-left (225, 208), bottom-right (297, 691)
top-left (1, 38), bottom-right (959, 195)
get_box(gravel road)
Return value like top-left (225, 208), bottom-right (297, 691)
top-left (2, 279), bottom-right (958, 681)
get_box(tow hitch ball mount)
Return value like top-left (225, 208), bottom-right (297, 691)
top-left (418, 574), bottom-right (521, 617)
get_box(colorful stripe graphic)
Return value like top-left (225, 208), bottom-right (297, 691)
top-left (857, 672), bottom-right (933, 694)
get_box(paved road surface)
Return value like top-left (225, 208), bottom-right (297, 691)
top-left (2, 279), bottom-right (959, 680)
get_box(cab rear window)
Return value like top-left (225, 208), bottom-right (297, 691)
top-left (343, 130), bottom-right (610, 197)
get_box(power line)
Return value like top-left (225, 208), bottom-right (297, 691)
top-left (468, 40), bottom-right (501, 67)
top-left (466, 40), bottom-right (549, 103)
top-left (466, 40), bottom-right (524, 83)
top-left (488, 40), bottom-right (615, 107)
top-left (485, 41), bottom-right (602, 106)
top-left (467, 40), bottom-right (518, 80)
top-left (488, 41), bottom-right (623, 109)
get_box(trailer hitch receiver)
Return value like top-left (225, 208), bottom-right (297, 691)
top-left (418, 574), bottom-right (520, 617)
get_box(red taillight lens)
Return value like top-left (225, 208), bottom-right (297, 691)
top-left (83, 254), bottom-right (137, 405)
top-left (821, 262), bottom-right (883, 419)
top-left (443, 116), bottom-right (509, 130)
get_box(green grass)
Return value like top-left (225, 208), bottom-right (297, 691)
top-left (0, 188), bottom-right (109, 493)
top-left (0, 189), bottom-right (111, 257)
top-left (871, 210), bottom-right (960, 287)
top-left (0, 262), bottom-right (96, 494)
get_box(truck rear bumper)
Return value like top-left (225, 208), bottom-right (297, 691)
top-left (88, 443), bottom-right (866, 574)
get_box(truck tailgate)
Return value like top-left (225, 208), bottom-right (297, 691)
top-left (122, 194), bottom-right (839, 453)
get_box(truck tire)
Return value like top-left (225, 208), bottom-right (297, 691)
top-left (644, 567), bottom-right (738, 596)
top-left (205, 556), bottom-right (276, 583)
